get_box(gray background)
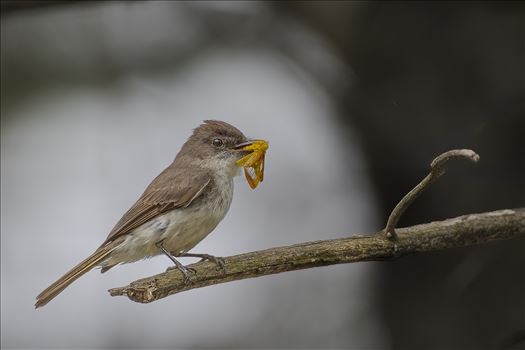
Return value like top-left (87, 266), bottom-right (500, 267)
top-left (2, 1), bottom-right (524, 349)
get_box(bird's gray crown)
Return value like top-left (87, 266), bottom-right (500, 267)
top-left (175, 120), bottom-right (247, 162)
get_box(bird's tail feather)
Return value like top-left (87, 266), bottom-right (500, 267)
top-left (35, 244), bottom-right (116, 308)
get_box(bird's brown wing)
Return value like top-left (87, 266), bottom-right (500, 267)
top-left (101, 167), bottom-right (211, 246)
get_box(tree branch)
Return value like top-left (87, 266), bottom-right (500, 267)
top-left (109, 208), bottom-right (525, 303)
top-left (385, 149), bottom-right (480, 240)
top-left (109, 148), bottom-right (523, 304)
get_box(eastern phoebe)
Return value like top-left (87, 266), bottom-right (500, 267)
top-left (36, 120), bottom-right (266, 308)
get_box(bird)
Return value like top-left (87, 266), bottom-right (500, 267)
top-left (35, 120), bottom-right (266, 308)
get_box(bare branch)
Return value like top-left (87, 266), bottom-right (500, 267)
top-left (109, 208), bottom-right (525, 304)
top-left (108, 148), bottom-right (518, 305)
top-left (385, 149), bottom-right (480, 240)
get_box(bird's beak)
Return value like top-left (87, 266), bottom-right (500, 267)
top-left (233, 139), bottom-right (269, 151)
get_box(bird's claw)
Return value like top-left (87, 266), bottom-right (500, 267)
top-left (198, 255), bottom-right (226, 273)
top-left (166, 264), bottom-right (196, 284)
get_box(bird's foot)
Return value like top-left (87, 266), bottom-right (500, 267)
top-left (166, 264), bottom-right (196, 284)
top-left (199, 255), bottom-right (226, 273)
top-left (156, 241), bottom-right (196, 284)
top-left (181, 253), bottom-right (226, 274)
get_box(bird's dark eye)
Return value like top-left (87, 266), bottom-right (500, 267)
top-left (212, 138), bottom-right (224, 147)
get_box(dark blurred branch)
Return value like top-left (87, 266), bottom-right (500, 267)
top-left (1, 0), bottom-right (89, 16)
top-left (385, 149), bottom-right (480, 240)
top-left (110, 208), bottom-right (525, 303)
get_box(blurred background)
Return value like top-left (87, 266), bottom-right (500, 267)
top-left (1, 1), bottom-right (523, 349)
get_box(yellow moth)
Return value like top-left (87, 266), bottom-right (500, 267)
top-left (236, 139), bottom-right (269, 189)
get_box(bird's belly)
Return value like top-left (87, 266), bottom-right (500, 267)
top-left (103, 183), bottom-right (233, 267)
top-left (161, 212), bottom-right (220, 255)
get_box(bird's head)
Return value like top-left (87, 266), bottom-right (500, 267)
top-left (176, 120), bottom-right (266, 180)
